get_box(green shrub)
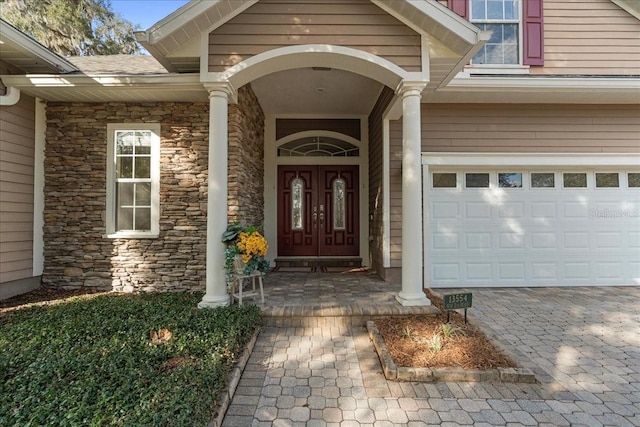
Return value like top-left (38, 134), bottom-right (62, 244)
top-left (0, 293), bottom-right (260, 427)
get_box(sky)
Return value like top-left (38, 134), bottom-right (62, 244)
top-left (111, 0), bottom-right (190, 30)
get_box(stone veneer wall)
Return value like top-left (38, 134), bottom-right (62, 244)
top-left (228, 85), bottom-right (265, 226)
top-left (43, 85), bottom-right (265, 291)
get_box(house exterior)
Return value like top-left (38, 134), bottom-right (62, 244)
top-left (1, 0), bottom-right (638, 305)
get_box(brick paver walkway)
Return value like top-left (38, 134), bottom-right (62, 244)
top-left (222, 286), bottom-right (640, 426)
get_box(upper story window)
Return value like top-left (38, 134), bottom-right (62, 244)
top-left (447, 0), bottom-right (544, 67)
top-left (470, 0), bottom-right (520, 65)
top-left (106, 123), bottom-right (160, 238)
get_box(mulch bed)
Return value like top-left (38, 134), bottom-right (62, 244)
top-left (374, 290), bottom-right (516, 370)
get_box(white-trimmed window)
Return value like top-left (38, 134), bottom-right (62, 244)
top-left (470, 0), bottom-right (521, 65)
top-left (106, 123), bottom-right (160, 238)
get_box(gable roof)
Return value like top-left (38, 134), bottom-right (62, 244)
top-left (134, 0), bottom-right (486, 74)
top-left (0, 19), bottom-right (78, 74)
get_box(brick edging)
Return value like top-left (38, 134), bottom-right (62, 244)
top-left (366, 321), bottom-right (537, 383)
top-left (207, 327), bottom-right (260, 427)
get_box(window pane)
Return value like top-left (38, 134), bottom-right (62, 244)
top-left (504, 42), bottom-right (519, 64)
top-left (531, 173), bottom-right (555, 188)
top-left (563, 173), bottom-right (587, 188)
top-left (291, 178), bottom-right (304, 230)
top-left (117, 207), bottom-right (134, 230)
top-left (117, 157), bottom-right (133, 178)
top-left (471, 0), bottom-right (486, 19)
top-left (486, 23), bottom-right (503, 44)
top-left (134, 157), bottom-right (151, 179)
top-left (333, 179), bottom-right (346, 230)
top-left (135, 183), bottom-right (151, 206)
top-left (135, 131), bottom-right (152, 154)
top-left (487, 0), bottom-right (504, 19)
top-left (499, 173), bottom-right (522, 188)
top-left (433, 173), bottom-right (457, 188)
top-left (116, 131), bottom-right (134, 155)
top-left (504, 0), bottom-right (518, 19)
top-left (135, 208), bottom-right (151, 231)
top-left (117, 182), bottom-right (134, 206)
top-left (485, 44), bottom-right (503, 64)
top-left (466, 173), bottom-right (490, 188)
top-left (629, 173), bottom-right (640, 188)
top-left (595, 173), bottom-right (619, 188)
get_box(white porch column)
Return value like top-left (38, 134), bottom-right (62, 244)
top-left (199, 84), bottom-right (233, 308)
top-left (396, 82), bottom-right (431, 307)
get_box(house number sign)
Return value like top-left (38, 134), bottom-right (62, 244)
top-left (443, 292), bottom-right (472, 323)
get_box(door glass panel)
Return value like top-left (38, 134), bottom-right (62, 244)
top-left (498, 172), bottom-right (522, 188)
top-left (595, 173), bottom-right (619, 188)
top-left (433, 173), bottom-right (457, 188)
top-left (333, 178), bottom-right (346, 230)
top-left (531, 173), bottom-right (555, 188)
top-left (563, 173), bottom-right (587, 188)
top-left (629, 173), bottom-right (640, 188)
top-left (466, 173), bottom-right (490, 188)
top-left (291, 178), bottom-right (304, 230)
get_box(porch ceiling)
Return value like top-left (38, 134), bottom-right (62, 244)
top-left (251, 68), bottom-right (383, 115)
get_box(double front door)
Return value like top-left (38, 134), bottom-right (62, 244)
top-left (277, 165), bottom-right (359, 256)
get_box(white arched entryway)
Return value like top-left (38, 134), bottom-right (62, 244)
top-left (199, 44), bottom-right (431, 308)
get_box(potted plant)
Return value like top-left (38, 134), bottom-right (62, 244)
top-left (222, 223), bottom-right (270, 283)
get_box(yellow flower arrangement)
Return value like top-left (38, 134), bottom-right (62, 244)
top-left (222, 223), bottom-right (270, 280)
top-left (236, 231), bottom-right (269, 264)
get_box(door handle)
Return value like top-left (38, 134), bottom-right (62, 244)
top-left (319, 212), bottom-right (324, 227)
top-left (313, 207), bottom-right (318, 228)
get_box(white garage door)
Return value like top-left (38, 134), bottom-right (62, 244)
top-left (426, 169), bottom-right (640, 287)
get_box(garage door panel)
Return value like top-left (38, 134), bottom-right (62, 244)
top-left (427, 168), bottom-right (639, 287)
top-left (466, 263), bottom-right (492, 280)
top-left (498, 202), bottom-right (525, 218)
top-left (531, 202), bottom-right (557, 219)
top-left (531, 232), bottom-right (557, 249)
top-left (563, 232), bottom-right (590, 250)
top-left (465, 202), bottom-right (492, 219)
top-left (531, 262), bottom-right (559, 280)
top-left (465, 232), bottom-right (491, 250)
top-left (432, 232), bottom-right (459, 250)
top-left (432, 202), bottom-right (459, 218)
top-left (563, 202), bottom-right (589, 219)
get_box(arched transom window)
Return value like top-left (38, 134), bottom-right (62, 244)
top-left (278, 136), bottom-right (359, 157)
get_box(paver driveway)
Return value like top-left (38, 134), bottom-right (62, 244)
top-left (223, 287), bottom-right (640, 426)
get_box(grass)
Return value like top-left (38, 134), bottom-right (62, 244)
top-left (0, 292), bottom-right (261, 427)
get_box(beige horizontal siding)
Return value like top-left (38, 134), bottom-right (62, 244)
top-left (386, 103), bottom-right (640, 267)
top-left (208, 0), bottom-right (421, 72)
top-left (0, 94), bottom-right (35, 284)
top-left (535, 0), bottom-right (640, 75)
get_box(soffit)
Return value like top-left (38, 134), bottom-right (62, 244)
top-left (0, 74), bottom-right (209, 102)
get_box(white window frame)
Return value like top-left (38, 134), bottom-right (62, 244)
top-left (105, 123), bottom-right (160, 238)
top-left (468, 0), bottom-right (523, 68)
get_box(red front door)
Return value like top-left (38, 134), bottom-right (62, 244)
top-left (278, 165), bottom-right (359, 257)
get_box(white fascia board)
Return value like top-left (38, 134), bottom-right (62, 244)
top-left (423, 153), bottom-right (640, 168)
top-left (145, 0), bottom-right (216, 43)
top-left (446, 75), bottom-right (640, 91)
top-left (0, 20), bottom-right (78, 73)
top-left (1, 73), bottom-right (201, 89)
top-left (373, 0), bottom-right (480, 45)
top-left (144, 0), bottom-right (257, 45)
